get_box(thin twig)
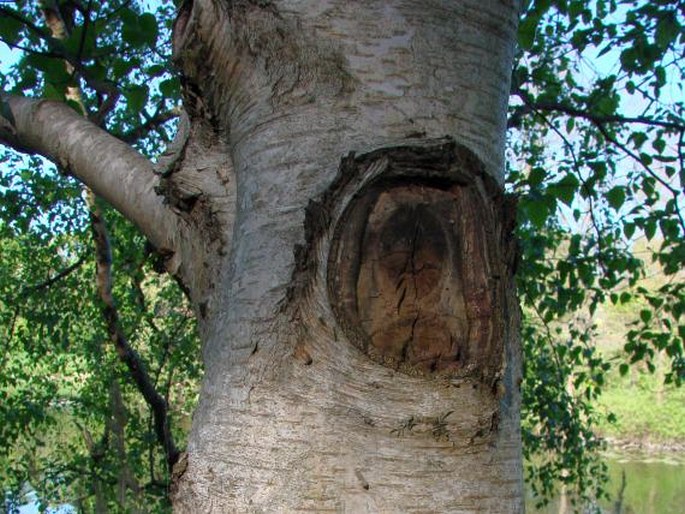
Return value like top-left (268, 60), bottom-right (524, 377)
top-left (0, 5), bottom-right (120, 115)
top-left (512, 88), bottom-right (685, 132)
top-left (117, 108), bottom-right (181, 145)
top-left (76, 0), bottom-right (93, 63)
top-left (513, 87), bottom-right (685, 234)
top-left (525, 290), bottom-right (568, 384)
top-left (528, 105), bottom-right (609, 274)
top-left (13, 255), bottom-right (87, 300)
top-left (594, 123), bottom-right (685, 233)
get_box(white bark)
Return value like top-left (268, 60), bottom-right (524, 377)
top-left (172, 0), bottom-right (524, 511)
top-left (0, 95), bottom-right (178, 254)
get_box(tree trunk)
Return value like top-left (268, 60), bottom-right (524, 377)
top-left (1, 0), bottom-right (523, 510)
top-left (169, 0), bottom-right (523, 511)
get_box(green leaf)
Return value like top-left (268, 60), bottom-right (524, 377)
top-left (122, 23), bottom-right (144, 47)
top-left (549, 174), bottom-right (579, 206)
top-left (159, 77), bottom-right (180, 98)
top-left (620, 48), bottom-right (637, 72)
top-left (528, 167), bottom-right (547, 187)
top-left (630, 131), bottom-right (647, 149)
top-left (119, 7), bottom-right (138, 25)
top-left (23, 55), bottom-right (70, 86)
top-left (655, 13), bottom-right (680, 49)
top-left (639, 153), bottom-right (653, 166)
top-left (146, 64), bottom-right (166, 76)
top-left (112, 59), bottom-right (137, 80)
top-left (652, 138), bottom-right (665, 154)
top-left (654, 66), bottom-right (666, 88)
top-left (63, 26), bottom-right (97, 58)
top-left (596, 95), bottom-right (618, 115)
top-left (121, 11), bottom-right (158, 48)
top-left (565, 117), bottom-right (575, 133)
top-left (138, 13), bottom-right (159, 46)
top-left (605, 186), bottom-right (625, 210)
top-left (644, 219), bottom-right (657, 240)
top-left (125, 85), bottom-right (149, 113)
top-left (518, 15), bottom-right (540, 50)
top-left (43, 82), bottom-right (63, 101)
top-left (524, 198), bottom-right (553, 228)
top-left (0, 11), bottom-right (23, 45)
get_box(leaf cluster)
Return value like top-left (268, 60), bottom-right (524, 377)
top-left (512, 0), bottom-right (685, 508)
top-left (1, 1), bottom-right (197, 512)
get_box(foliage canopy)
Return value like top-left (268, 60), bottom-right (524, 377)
top-left (0, 0), bottom-right (683, 511)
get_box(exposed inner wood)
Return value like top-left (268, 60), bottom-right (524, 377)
top-left (356, 185), bottom-right (469, 373)
top-left (325, 146), bottom-right (512, 382)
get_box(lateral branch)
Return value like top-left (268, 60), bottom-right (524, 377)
top-left (509, 88), bottom-right (685, 132)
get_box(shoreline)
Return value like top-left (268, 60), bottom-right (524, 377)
top-left (602, 436), bottom-right (685, 457)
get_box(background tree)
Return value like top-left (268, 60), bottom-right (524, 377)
top-left (1, 1), bottom-right (198, 511)
top-left (510, 0), bottom-right (684, 506)
top-left (0, 0), bottom-right (683, 512)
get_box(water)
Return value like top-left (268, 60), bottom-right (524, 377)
top-left (527, 452), bottom-right (685, 513)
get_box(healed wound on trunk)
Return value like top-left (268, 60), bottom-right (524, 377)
top-left (295, 139), bottom-right (516, 386)
top-left (340, 183), bottom-right (470, 375)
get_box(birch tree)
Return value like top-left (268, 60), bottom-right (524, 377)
top-left (2, 0), bottom-right (683, 512)
top-left (1, 0), bottom-right (524, 511)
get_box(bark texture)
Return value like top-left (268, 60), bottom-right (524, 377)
top-left (169, 0), bottom-right (523, 511)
